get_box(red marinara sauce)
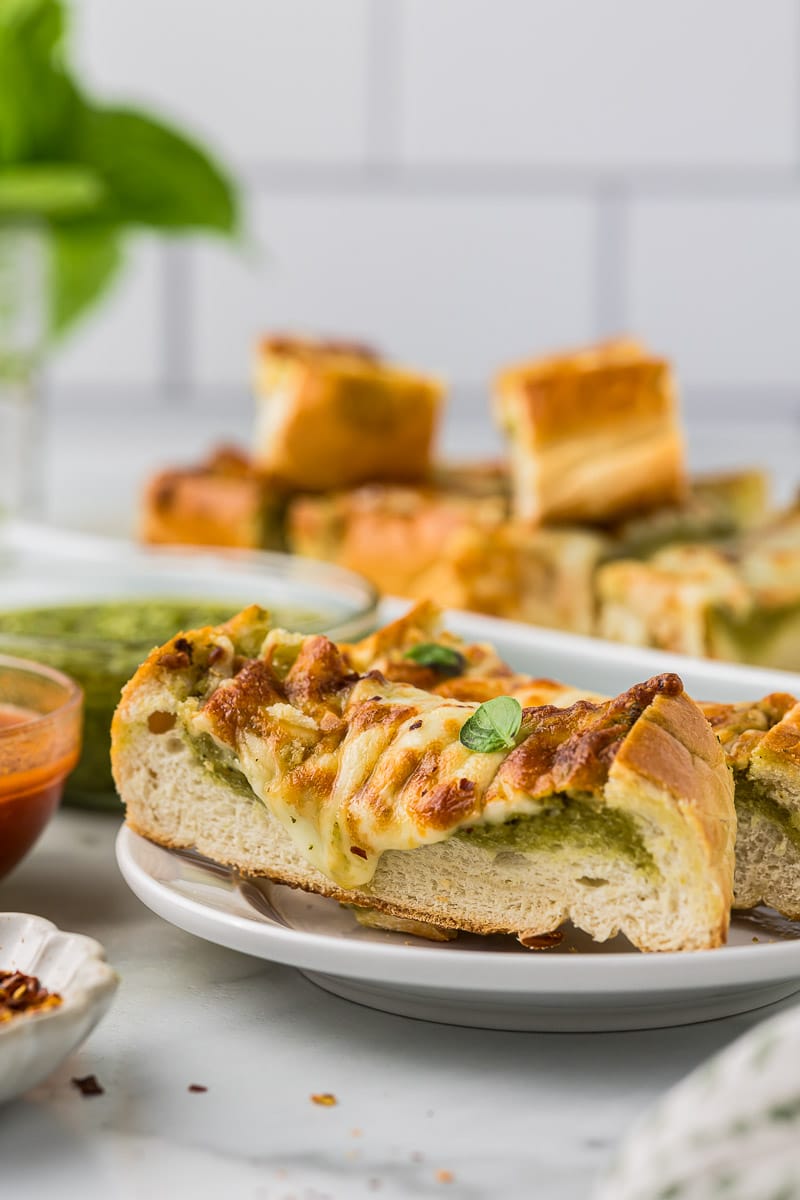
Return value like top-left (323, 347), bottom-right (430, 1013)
top-left (0, 702), bottom-right (80, 878)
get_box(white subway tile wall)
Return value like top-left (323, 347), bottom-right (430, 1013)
top-left (191, 193), bottom-right (596, 388)
top-left (58, 0), bottom-right (800, 430)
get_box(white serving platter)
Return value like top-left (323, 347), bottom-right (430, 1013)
top-left (115, 604), bottom-right (800, 1033)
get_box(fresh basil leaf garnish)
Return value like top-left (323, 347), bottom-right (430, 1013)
top-left (460, 696), bottom-right (522, 753)
top-left (404, 642), bottom-right (465, 677)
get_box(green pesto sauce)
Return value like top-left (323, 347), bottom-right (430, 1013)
top-left (735, 772), bottom-right (800, 851)
top-left (707, 601), bottom-right (800, 665)
top-left (191, 731), bottom-right (257, 801)
top-left (457, 797), bottom-right (657, 876)
top-left (0, 600), bottom-right (242, 643)
top-left (609, 515), bottom-right (736, 563)
top-left (0, 599), bottom-right (250, 810)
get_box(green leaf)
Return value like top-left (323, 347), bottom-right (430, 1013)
top-left (0, 164), bottom-right (105, 218)
top-left (460, 697), bottom-right (523, 754)
top-left (404, 643), bottom-right (466, 677)
top-left (0, 0), bottom-right (78, 165)
top-left (75, 106), bottom-right (238, 233)
top-left (50, 223), bottom-right (123, 334)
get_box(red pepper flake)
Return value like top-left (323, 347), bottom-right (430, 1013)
top-left (435, 1169), bottom-right (455, 1184)
top-left (350, 846), bottom-right (368, 860)
top-left (310, 1092), bottom-right (337, 1106)
top-left (0, 970), bottom-right (62, 1022)
top-left (409, 720), bottom-right (422, 731)
top-left (188, 1084), bottom-right (208, 1093)
top-left (72, 1074), bottom-right (104, 1097)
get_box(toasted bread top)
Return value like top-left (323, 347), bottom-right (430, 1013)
top-left (494, 337), bottom-right (677, 448)
top-left (113, 605), bottom-right (733, 893)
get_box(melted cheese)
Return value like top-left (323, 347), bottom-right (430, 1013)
top-left (189, 673), bottom-right (506, 887)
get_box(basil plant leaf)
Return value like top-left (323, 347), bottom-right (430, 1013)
top-left (404, 642), bottom-right (465, 677)
top-left (460, 696), bottom-right (523, 753)
top-left (0, 0), bottom-right (79, 166)
top-left (50, 222), bottom-right (123, 334)
top-left (75, 106), bottom-right (238, 233)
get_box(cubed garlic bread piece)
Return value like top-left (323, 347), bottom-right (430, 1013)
top-left (287, 483), bottom-right (506, 600)
top-left (418, 521), bottom-right (608, 634)
top-left (253, 335), bottom-right (444, 491)
top-left (597, 545), bottom-right (751, 660)
top-left (112, 606), bottom-right (735, 953)
top-left (494, 337), bottom-right (687, 525)
top-left (141, 446), bottom-right (286, 551)
top-left (597, 512), bottom-right (800, 670)
top-left (609, 468), bottom-right (770, 561)
top-left (288, 485), bottom-right (606, 635)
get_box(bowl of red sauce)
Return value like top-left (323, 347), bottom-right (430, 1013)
top-left (0, 655), bottom-right (83, 880)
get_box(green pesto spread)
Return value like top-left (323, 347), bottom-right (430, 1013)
top-left (735, 772), bottom-right (800, 851)
top-left (0, 600), bottom-right (246, 810)
top-left (191, 731), bottom-right (257, 801)
top-left (708, 601), bottom-right (800, 669)
top-left (457, 797), bottom-right (657, 876)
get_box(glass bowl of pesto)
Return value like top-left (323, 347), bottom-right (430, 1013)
top-left (0, 527), bottom-right (379, 811)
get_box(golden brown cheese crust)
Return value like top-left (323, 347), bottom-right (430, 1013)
top-left (253, 335), bottom-right (444, 492)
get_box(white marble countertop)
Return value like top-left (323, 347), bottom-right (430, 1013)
top-left (1, 809), bottom-right (798, 1200)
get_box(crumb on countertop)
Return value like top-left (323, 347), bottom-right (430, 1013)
top-left (71, 1074), bottom-right (104, 1098)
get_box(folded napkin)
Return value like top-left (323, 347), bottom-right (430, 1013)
top-left (595, 1001), bottom-right (800, 1199)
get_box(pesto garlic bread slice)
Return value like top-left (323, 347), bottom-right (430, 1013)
top-left (112, 607), bottom-right (734, 952)
top-left (363, 604), bottom-right (799, 921)
top-left (702, 695), bottom-right (800, 919)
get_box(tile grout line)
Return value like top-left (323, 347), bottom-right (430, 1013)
top-left (235, 162), bottom-right (800, 198)
top-left (365, 0), bottom-right (403, 168)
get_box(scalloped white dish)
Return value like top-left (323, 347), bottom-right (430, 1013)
top-left (0, 913), bottom-right (118, 1104)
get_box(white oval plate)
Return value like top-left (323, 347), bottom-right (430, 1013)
top-left (0, 913), bottom-right (118, 1104)
top-left (117, 826), bottom-right (800, 1032)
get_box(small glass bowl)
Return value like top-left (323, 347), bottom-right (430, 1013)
top-left (0, 536), bottom-right (379, 811)
top-left (0, 655), bottom-right (83, 880)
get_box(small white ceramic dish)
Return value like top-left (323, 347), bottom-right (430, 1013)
top-left (0, 913), bottom-right (118, 1104)
top-left (114, 605), bottom-right (800, 1033)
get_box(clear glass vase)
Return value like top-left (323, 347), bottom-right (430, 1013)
top-left (0, 223), bottom-right (48, 522)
